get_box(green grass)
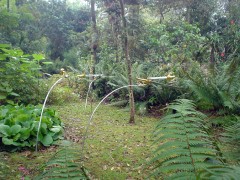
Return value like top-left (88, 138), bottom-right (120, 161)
top-left (1, 100), bottom-right (158, 179)
top-left (0, 147), bottom-right (57, 179)
top-left (52, 100), bottom-right (158, 179)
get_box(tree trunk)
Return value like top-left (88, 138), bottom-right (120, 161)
top-left (119, 0), bottom-right (135, 124)
top-left (7, 0), bottom-right (10, 12)
top-left (90, 0), bottom-right (98, 76)
top-left (110, 19), bottom-right (119, 63)
top-left (210, 45), bottom-right (215, 64)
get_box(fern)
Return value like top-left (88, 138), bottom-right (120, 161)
top-left (221, 117), bottom-right (240, 162)
top-left (184, 58), bottom-right (240, 112)
top-left (35, 140), bottom-right (89, 180)
top-left (198, 166), bottom-right (240, 180)
top-left (149, 99), bottom-right (218, 179)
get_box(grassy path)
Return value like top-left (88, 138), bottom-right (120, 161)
top-left (52, 101), bottom-right (158, 179)
top-left (1, 101), bottom-right (159, 179)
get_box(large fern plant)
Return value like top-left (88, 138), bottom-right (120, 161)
top-left (35, 140), bottom-right (89, 180)
top-left (183, 58), bottom-right (240, 113)
top-left (149, 99), bottom-right (218, 179)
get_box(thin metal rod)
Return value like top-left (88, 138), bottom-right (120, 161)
top-left (35, 78), bottom-right (63, 151)
top-left (81, 84), bottom-right (139, 159)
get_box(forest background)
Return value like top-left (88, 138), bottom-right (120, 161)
top-left (0, 0), bottom-right (240, 179)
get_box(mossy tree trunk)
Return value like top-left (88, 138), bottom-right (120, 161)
top-left (90, 0), bottom-right (98, 76)
top-left (119, 0), bottom-right (135, 124)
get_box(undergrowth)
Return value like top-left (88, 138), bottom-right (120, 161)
top-left (149, 99), bottom-right (219, 179)
top-left (149, 99), bottom-right (240, 179)
top-left (35, 140), bottom-right (89, 180)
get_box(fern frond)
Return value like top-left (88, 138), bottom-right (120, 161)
top-left (148, 99), bottom-right (218, 178)
top-left (35, 140), bottom-right (89, 180)
top-left (221, 118), bottom-right (240, 162)
top-left (198, 166), bottom-right (240, 180)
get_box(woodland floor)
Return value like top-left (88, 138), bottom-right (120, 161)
top-left (1, 100), bottom-right (159, 179)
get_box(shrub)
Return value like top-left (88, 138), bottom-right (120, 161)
top-left (0, 44), bottom-right (45, 105)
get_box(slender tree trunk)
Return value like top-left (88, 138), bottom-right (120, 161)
top-left (7, 0), bottom-right (10, 12)
top-left (110, 20), bottom-right (119, 63)
top-left (210, 45), bottom-right (215, 64)
top-left (90, 0), bottom-right (98, 76)
top-left (209, 44), bottom-right (216, 75)
top-left (119, 0), bottom-right (135, 124)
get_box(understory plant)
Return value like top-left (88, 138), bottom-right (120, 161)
top-left (149, 99), bottom-right (219, 179)
top-left (35, 140), bottom-right (89, 180)
top-left (0, 44), bottom-right (49, 105)
top-left (94, 61), bottom-right (181, 113)
top-left (0, 105), bottom-right (63, 151)
top-left (149, 99), bottom-right (240, 179)
top-left (182, 57), bottom-right (240, 113)
top-left (221, 116), bottom-right (240, 162)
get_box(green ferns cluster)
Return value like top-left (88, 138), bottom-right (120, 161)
top-left (149, 99), bottom-right (218, 179)
top-left (184, 57), bottom-right (240, 113)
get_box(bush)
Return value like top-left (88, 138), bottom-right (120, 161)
top-left (39, 74), bottom-right (82, 105)
top-left (0, 44), bottom-right (45, 105)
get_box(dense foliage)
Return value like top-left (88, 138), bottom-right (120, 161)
top-left (149, 99), bottom-right (240, 179)
top-left (0, 105), bottom-right (63, 151)
top-left (149, 99), bottom-right (217, 178)
top-left (0, 44), bottom-right (46, 105)
top-left (36, 140), bottom-right (88, 179)
top-left (0, 0), bottom-right (240, 178)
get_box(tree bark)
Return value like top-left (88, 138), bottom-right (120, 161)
top-left (119, 0), bottom-right (135, 124)
top-left (90, 0), bottom-right (98, 76)
top-left (7, 0), bottom-right (10, 12)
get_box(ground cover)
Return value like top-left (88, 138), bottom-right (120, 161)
top-left (1, 100), bottom-right (158, 179)
top-left (53, 101), bottom-right (158, 179)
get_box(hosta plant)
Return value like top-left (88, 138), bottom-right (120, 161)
top-left (0, 105), bottom-right (63, 151)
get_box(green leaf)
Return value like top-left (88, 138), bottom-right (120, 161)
top-left (41, 134), bottom-right (53, 146)
top-left (13, 133), bottom-right (21, 141)
top-left (0, 54), bottom-right (7, 60)
top-left (0, 93), bottom-right (7, 100)
top-left (32, 54), bottom-right (45, 61)
top-left (42, 62), bottom-right (53, 65)
top-left (0, 108), bottom-right (8, 117)
top-left (0, 44), bottom-right (11, 48)
top-left (11, 124), bottom-right (21, 135)
top-left (40, 123), bottom-right (48, 134)
top-left (2, 137), bottom-right (14, 145)
top-left (20, 128), bottom-right (31, 141)
top-left (0, 124), bottom-right (11, 136)
top-left (6, 100), bottom-right (15, 105)
top-left (50, 126), bottom-right (62, 133)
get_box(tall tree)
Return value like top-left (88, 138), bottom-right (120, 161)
top-left (7, 0), bottom-right (10, 12)
top-left (90, 0), bottom-right (98, 75)
top-left (103, 0), bottom-right (121, 62)
top-left (119, 0), bottom-right (135, 123)
top-left (184, 0), bottom-right (217, 34)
